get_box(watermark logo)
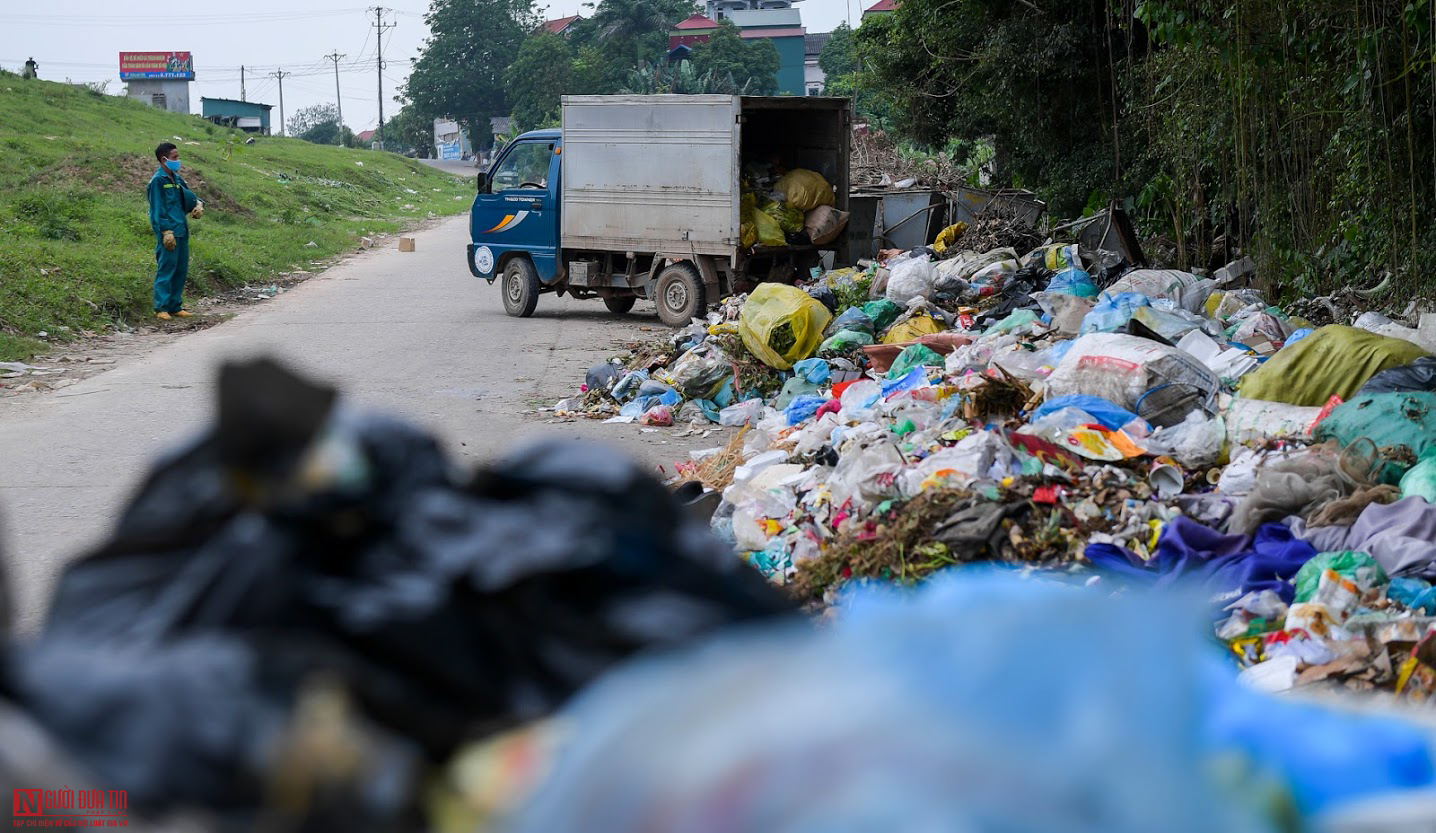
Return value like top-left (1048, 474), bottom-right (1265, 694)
top-left (11, 789), bottom-right (127, 827)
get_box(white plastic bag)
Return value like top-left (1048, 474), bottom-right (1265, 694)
top-left (885, 255), bottom-right (937, 305)
top-left (1146, 411), bottom-right (1226, 468)
top-left (827, 440), bottom-right (906, 508)
top-left (718, 400), bottom-right (766, 427)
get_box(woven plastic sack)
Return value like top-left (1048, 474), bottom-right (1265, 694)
top-left (1045, 333), bottom-right (1220, 427)
top-left (1312, 392), bottom-right (1436, 484)
top-left (1106, 269), bottom-right (1217, 313)
top-left (1293, 552), bottom-right (1388, 604)
top-left (773, 169), bottom-right (835, 212)
top-left (1241, 326), bottom-right (1431, 406)
top-left (738, 283), bottom-right (834, 371)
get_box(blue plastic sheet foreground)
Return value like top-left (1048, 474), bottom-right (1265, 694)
top-left (506, 573), bottom-right (1436, 833)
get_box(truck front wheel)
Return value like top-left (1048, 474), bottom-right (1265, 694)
top-left (501, 258), bottom-right (540, 318)
top-left (654, 263), bottom-right (705, 327)
top-left (603, 295), bottom-right (636, 314)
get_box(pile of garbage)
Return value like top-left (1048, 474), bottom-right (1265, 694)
top-left (570, 230), bottom-right (1436, 698)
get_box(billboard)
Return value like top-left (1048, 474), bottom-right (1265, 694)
top-left (119, 52), bottom-right (194, 80)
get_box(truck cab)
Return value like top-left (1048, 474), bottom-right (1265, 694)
top-left (467, 129), bottom-right (562, 317)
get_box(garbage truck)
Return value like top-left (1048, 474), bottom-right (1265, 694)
top-left (467, 94), bottom-right (852, 326)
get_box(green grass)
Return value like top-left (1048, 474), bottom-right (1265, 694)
top-left (0, 73), bottom-right (473, 360)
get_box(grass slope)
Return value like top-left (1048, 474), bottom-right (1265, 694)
top-left (0, 74), bottom-right (472, 360)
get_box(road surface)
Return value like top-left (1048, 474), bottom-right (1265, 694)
top-left (0, 216), bottom-right (716, 630)
top-left (420, 158), bottom-right (481, 177)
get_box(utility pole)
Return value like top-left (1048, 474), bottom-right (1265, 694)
top-left (270, 69), bottom-right (290, 136)
top-left (370, 6), bottom-right (396, 149)
top-left (240, 65), bottom-right (246, 102)
top-left (325, 51), bottom-right (346, 146)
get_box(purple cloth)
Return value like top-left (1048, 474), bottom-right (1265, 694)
top-left (1086, 516), bottom-right (1317, 607)
top-left (1290, 497), bottom-right (1436, 578)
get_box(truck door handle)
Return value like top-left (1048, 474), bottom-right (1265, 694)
top-left (530, 200), bottom-right (543, 210)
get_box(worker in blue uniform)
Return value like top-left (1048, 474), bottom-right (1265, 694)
top-left (147, 142), bottom-right (203, 320)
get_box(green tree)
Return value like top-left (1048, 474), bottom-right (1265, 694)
top-left (384, 103), bottom-right (437, 156)
top-left (817, 22), bottom-right (856, 79)
top-left (506, 33), bottom-right (574, 131)
top-left (690, 21), bottom-right (779, 96)
top-left (288, 103), bottom-right (357, 146)
top-left (583, 0), bottom-right (697, 72)
top-left (856, 0), bottom-right (1122, 215)
top-left (404, 0), bottom-right (538, 138)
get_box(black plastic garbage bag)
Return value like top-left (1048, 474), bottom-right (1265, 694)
top-left (1359, 357), bottom-right (1436, 395)
top-left (805, 284), bottom-right (838, 314)
top-left (42, 358), bottom-right (796, 760)
top-left (0, 635), bottom-right (422, 829)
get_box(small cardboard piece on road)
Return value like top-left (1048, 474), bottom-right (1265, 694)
top-left (399, 237), bottom-right (416, 252)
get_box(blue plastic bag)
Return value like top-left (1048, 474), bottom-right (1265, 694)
top-left (1047, 267), bottom-right (1098, 298)
top-left (881, 367), bottom-right (929, 397)
top-left (785, 394), bottom-right (828, 426)
top-left (1032, 395), bottom-right (1140, 431)
top-left (1081, 292), bottom-right (1152, 334)
top-left (792, 357), bottom-right (831, 385)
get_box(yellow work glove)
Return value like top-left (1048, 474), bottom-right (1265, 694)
top-left (190, 201), bottom-right (204, 219)
top-left (162, 230), bottom-right (177, 251)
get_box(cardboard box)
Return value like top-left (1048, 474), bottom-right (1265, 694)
top-left (399, 237), bottom-right (416, 252)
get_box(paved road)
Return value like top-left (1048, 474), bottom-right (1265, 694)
top-left (0, 216), bottom-right (711, 630)
top-left (420, 158), bottom-right (482, 177)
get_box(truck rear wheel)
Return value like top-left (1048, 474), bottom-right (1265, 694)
top-left (501, 258), bottom-right (540, 318)
top-left (654, 262), bottom-right (705, 327)
top-left (603, 295), bottom-right (636, 314)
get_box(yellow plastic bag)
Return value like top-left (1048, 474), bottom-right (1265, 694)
top-left (931, 222), bottom-right (969, 255)
top-left (738, 283), bottom-right (833, 370)
top-left (752, 209), bottom-right (785, 247)
top-left (774, 169), bottom-right (835, 212)
top-left (1240, 325), bottom-right (1430, 406)
top-left (882, 311), bottom-right (945, 344)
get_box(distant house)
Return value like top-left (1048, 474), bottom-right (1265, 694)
top-left (201, 97), bottom-right (272, 134)
top-left (804, 31), bottom-right (831, 95)
top-left (669, 13), bottom-right (720, 56)
top-left (542, 15), bottom-right (582, 36)
top-left (355, 129), bottom-right (376, 145)
top-left (863, 0), bottom-right (897, 19)
top-left (728, 8), bottom-right (806, 95)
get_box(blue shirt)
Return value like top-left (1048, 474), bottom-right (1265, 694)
top-left (147, 167), bottom-right (198, 238)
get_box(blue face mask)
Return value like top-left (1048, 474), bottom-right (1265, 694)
top-left (164, 159), bottom-right (181, 172)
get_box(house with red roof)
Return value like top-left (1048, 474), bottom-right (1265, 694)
top-left (862, 0), bottom-right (896, 19)
top-left (542, 15), bottom-right (583, 36)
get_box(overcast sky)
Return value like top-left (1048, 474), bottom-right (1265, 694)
top-left (0, 0), bottom-right (861, 135)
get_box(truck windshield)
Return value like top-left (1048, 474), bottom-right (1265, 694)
top-left (490, 142), bottom-right (553, 191)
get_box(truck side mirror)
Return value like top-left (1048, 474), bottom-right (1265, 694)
top-left (476, 172), bottom-right (488, 193)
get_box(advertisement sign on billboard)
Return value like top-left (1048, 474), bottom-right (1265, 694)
top-left (119, 52), bottom-right (195, 80)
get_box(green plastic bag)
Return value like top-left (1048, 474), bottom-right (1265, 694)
top-left (739, 283), bottom-right (834, 371)
top-left (819, 329), bottom-right (875, 356)
top-left (762, 200), bottom-right (804, 235)
top-left (1240, 325), bottom-right (1430, 406)
top-left (862, 299), bottom-right (903, 332)
top-left (1293, 551), bottom-right (1388, 603)
top-left (1400, 455), bottom-right (1436, 503)
top-left (1312, 392), bottom-right (1436, 484)
top-left (886, 344), bottom-right (945, 379)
